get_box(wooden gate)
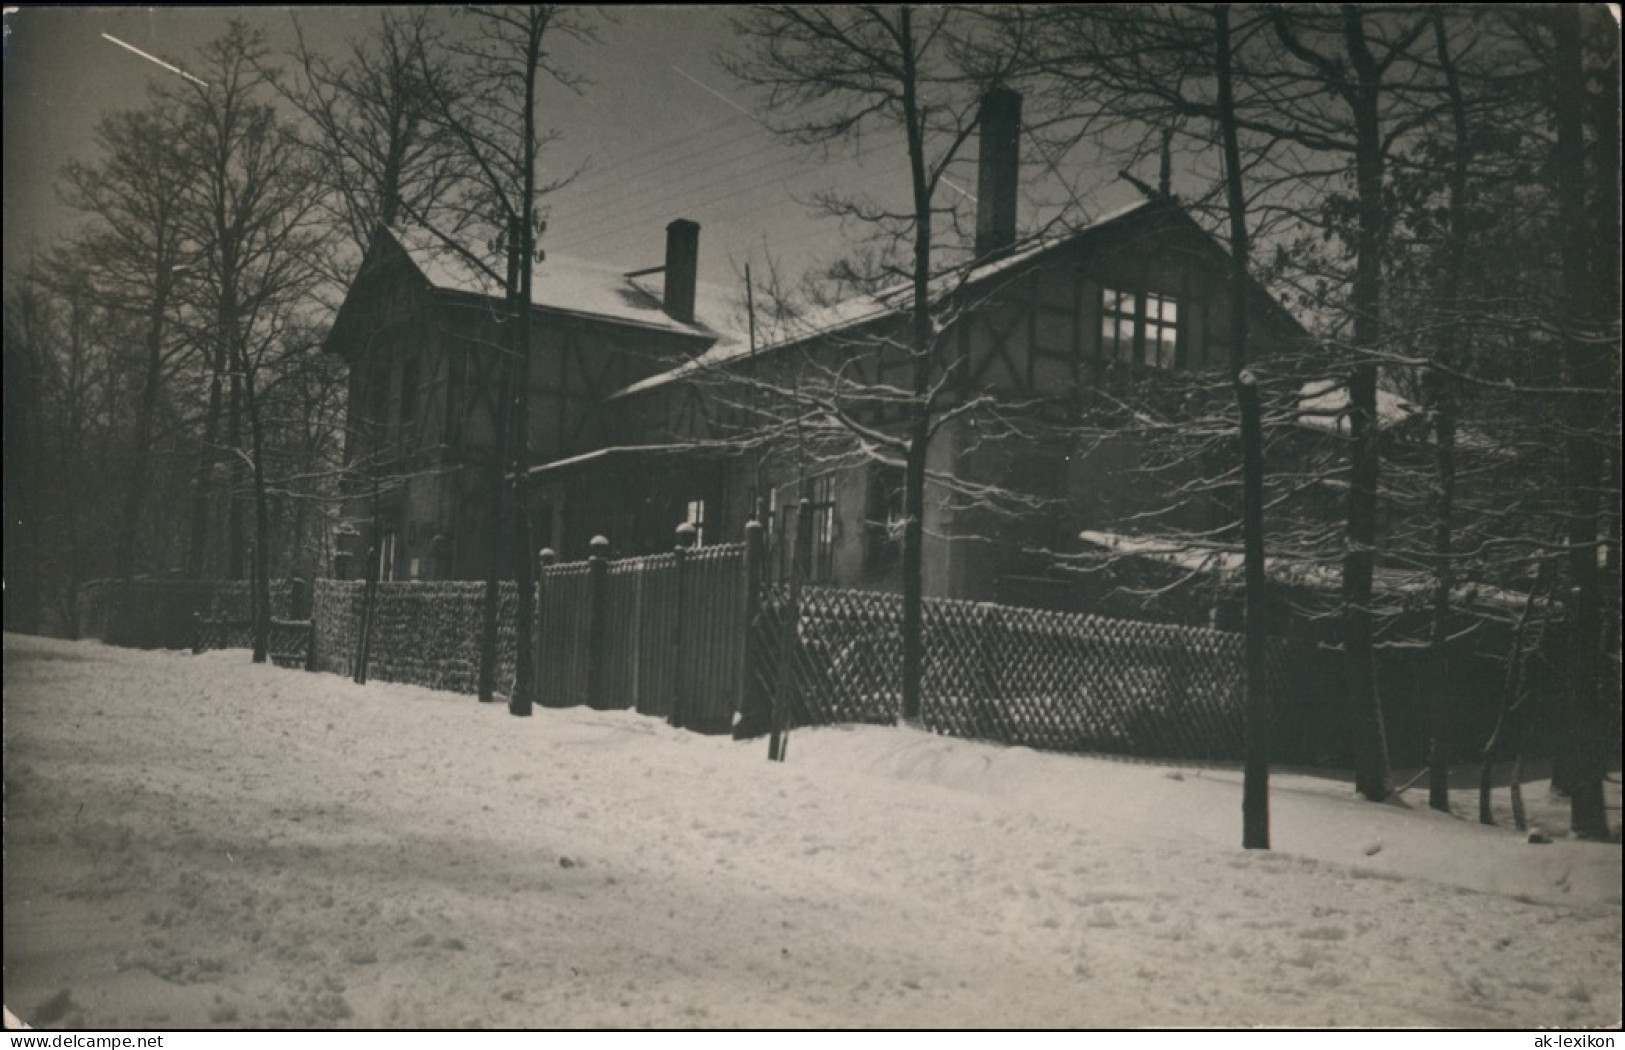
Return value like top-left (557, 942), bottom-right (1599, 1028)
top-left (534, 536), bottom-right (752, 735)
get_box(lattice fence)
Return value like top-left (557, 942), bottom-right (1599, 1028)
top-left (752, 585), bottom-right (1340, 763)
top-left (192, 617), bottom-right (313, 669)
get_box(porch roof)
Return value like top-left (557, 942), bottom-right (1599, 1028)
top-left (525, 443), bottom-right (734, 479)
top-left (1076, 530), bottom-right (1534, 616)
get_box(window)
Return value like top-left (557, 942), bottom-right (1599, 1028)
top-left (399, 355), bottom-right (420, 438)
top-left (378, 529), bottom-right (399, 582)
top-left (684, 498), bottom-right (707, 547)
top-left (1100, 287), bottom-right (1180, 369)
top-left (1101, 287), bottom-right (1137, 364)
top-left (865, 463), bottom-right (905, 573)
top-left (809, 475), bottom-right (835, 582)
top-left (774, 475), bottom-right (837, 583)
top-left (1144, 292), bottom-right (1178, 369)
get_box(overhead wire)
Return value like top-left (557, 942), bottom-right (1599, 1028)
top-left (549, 130), bottom-right (923, 255)
top-left (547, 147), bottom-right (922, 258)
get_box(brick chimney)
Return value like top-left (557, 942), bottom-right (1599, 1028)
top-left (975, 88), bottom-right (1022, 261)
top-left (663, 219), bottom-right (700, 324)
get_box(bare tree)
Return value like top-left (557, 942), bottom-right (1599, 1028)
top-left (724, 6), bottom-right (1029, 723)
top-left (269, 9), bottom-right (464, 276)
top-left (419, 5), bottom-right (597, 711)
top-left (168, 22), bottom-right (328, 661)
top-left (4, 254), bottom-right (128, 632)
top-left (60, 98), bottom-right (196, 581)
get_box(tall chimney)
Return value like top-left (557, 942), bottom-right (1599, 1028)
top-left (663, 219), bottom-right (700, 324)
top-left (975, 88), bottom-right (1022, 260)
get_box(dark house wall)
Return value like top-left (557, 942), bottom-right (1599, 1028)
top-left (608, 202), bottom-right (1309, 612)
top-left (326, 232), bottom-right (716, 581)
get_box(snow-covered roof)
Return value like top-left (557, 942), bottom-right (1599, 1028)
top-left (392, 227), bottom-right (747, 343)
top-left (609, 199), bottom-right (1164, 401)
top-left (1296, 379), bottom-right (1423, 435)
top-left (1294, 378), bottom-right (1502, 453)
top-left (1077, 530), bottom-right (1532, 613)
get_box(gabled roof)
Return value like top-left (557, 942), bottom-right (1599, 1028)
top-left (335, 226), bottom-right (748, 344)
top-left (609, 197), bottom-right (1306, 401)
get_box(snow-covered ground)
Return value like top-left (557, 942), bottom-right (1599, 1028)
top-left (4, 632), bottom-right (1619, 1030)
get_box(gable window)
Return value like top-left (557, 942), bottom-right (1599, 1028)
top-left (1144, 292), bottom-right (1179, 369)
top-left (1100, 287), bottom-right (1180, 369)
top-left (1101, 287), bottom-right (1138, 364)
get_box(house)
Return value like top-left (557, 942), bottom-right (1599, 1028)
top-left (324, 89), bottom-right (1309, 614)
top-left (322, 216), bottom-right (742, 580)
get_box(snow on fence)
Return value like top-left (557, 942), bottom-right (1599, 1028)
top-left (80, 546), bottom-right (1588, 767)
top-left (749, 583), bottom-right (1345, 764)
top-left (75, 578), bottom-right (303, 649)
top-left (529, 527), bottom-right (1346, 761)
top-left (310, 580), bottom-right (519, 696)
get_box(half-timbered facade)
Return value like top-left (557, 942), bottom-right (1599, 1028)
top-left (585, 195), bottom-right (1309, 609)
top-left (323, 88), bottom-right (1307, 613)
top-left (323, 220), bottom-right (738, 581)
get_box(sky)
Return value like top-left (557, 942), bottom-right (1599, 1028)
top-left (1, 6), bottom-right (1139, 303)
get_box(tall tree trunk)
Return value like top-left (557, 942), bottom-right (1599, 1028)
top-left (899, 6), bottom-right (931, 726)
top-left (509, 25), bottom-right (542, 719)
top-left (1479, 557), bottom-right (1550, 825)
top-left (115, 293), bottom-right (169, 580)
top-left (1342, 7), bottom-right (1393, 802)
top-left (187, 346), bottom-right (224, 579)
top-left (478, 232), bottom-right (516, 704)
top-left (1550, 5), bottom-right (1610, 840)
top-left (227, 370), bottom-right (245, 580)
top-left (477, 391), bottom-right (510, 703)
top-left (1425, 11), bottom-right (1470, 814)
top-left (242, 349), bottom-right (273, 664)
top-left (1216, 3), bottom-right (1271, 850)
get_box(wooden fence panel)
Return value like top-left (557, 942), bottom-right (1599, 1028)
top-left (537, 564), bottom-right (592, 708)
top-left (533, 543), bottom-right (746, 734)
top-left (601, 560), bottom-right (642, 711)
top-left (633, 554), bottom-right (680, 718)
top-left (678, 545), bottom-right (746, 734)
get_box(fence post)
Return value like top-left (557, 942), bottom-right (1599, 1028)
top-left (355, 545), bottom-right (378, 685)
top-left (735, 518), bottom-right (766, 736)
top-left (769, 499), bottom-right (814, 761)
top-left (304, 584), bottom-right (318, 672)
top-left (249, 542), bottom-right (258, 627)
top-left (974, 601), bottom-right (999, 740)
top-left (584, 535), bottom-right (610, 710)
top-left (670, 522), bottom-right (697, 728)
top-left (535, 548), bottom-right (555, 707)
